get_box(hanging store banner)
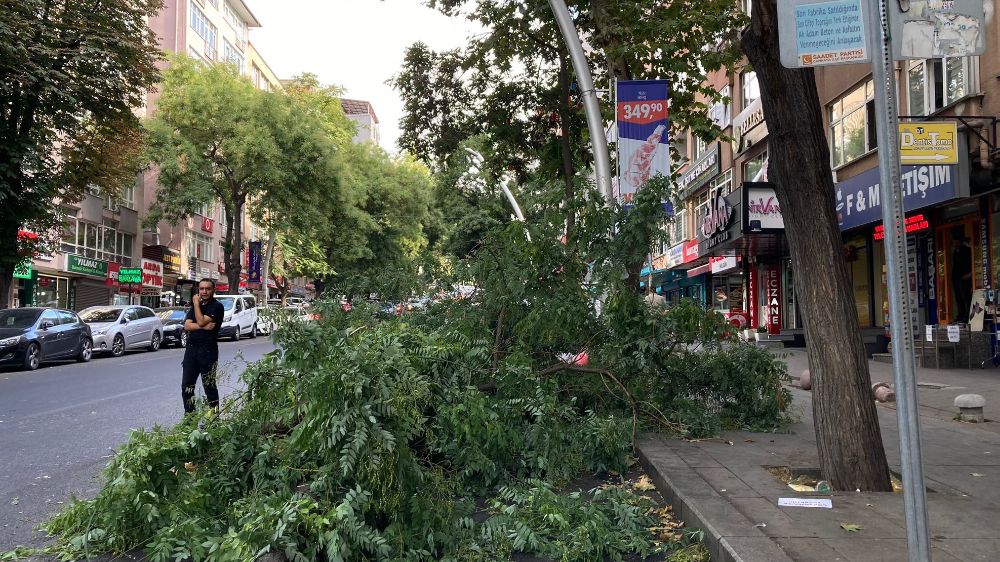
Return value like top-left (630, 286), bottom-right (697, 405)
top-left (248, 241), bottom-right (262, 283)
top-left (835, 164), bottom-right (963, 231)
top-left (616, 80), bottom-right (670, 205)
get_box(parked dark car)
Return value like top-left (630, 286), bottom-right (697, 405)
top-left (155, 307), bottom-right (188, 348)
top-left (0, 307), bottom-right (93, 371)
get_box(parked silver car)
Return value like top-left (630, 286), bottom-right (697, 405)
top-left (78, 305), bottom-right (163, 357)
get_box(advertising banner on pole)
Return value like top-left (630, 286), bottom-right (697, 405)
top-left (616, 80), bottom-right (670, 205)
top-left (248, 241), bottom-right (262, 283)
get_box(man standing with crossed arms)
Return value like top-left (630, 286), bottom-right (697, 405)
top-left (182, 278), bottom-right (225, 413)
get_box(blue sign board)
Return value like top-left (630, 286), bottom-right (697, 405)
top-left (835, 164), bottom-right (958, 231)
top-left (248, 241), bottom-right (262, 283)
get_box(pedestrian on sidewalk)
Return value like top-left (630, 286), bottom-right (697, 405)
top-left (181, 278), bottom-right (225, 414)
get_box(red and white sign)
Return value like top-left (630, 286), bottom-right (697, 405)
top-left (765, 265), bottom-right (782, 335)
top-left (107, 262), bottom-right (121, 288)
top-left (201, 218), bottom-right (214, 233)
top-left (748, 267), bottom-right (759, 329)
top-left (682, 240), bottom-right (701, 263)
top-left (710, 256), bottom-right (739, 274)
top-left (141, 258), bottom-right (163, 289)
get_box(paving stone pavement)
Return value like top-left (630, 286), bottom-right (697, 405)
top-left (637, 349), bottom-right (1000, 562)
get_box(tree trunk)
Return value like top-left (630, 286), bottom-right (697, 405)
top-left (223, 199), bottom-right (245, 293)
top-left (262, 230), bottom-right (277, 302)
top-left (0, 219), bottom-right (18, 309)
top-left (742, 0), bottom-right (891, 491)
top-left (557, 53), bottom-right (576, 236)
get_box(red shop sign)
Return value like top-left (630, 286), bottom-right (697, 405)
top-left (682, 240), bottom-right (700, 263)
top-left (201, 218), bottom-right (214, 233)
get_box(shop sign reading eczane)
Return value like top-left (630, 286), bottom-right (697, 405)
top-left (835, 164), bottom-right (959, 231)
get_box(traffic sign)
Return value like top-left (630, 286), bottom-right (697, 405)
top-left (899, 122), bottom-right (958, 165)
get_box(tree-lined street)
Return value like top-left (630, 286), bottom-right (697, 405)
top-left (0, 339), bottom-right (275, 552)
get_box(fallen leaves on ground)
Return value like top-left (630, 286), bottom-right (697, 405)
top-left (633, 474), bottom-right (657, 491)
top-left (840, 523), bottom-right (863, 532)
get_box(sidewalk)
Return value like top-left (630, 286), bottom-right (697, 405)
top-left (637, 349), bottom-right (1000, 562)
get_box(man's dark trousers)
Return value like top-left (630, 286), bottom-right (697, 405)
top-left (182, 343), bottom-right (220, 413)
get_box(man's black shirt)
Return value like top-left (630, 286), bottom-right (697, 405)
top-left (186, 299), bottom-right (225, 346)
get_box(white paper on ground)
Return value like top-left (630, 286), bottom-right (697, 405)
top-left (777, 497), bottom-right (832, 508)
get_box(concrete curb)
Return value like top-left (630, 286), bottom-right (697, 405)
top-left (637, 435), bottom-right (794, 562)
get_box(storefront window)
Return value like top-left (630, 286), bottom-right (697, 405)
top-left (845, 236), bottom-right (871, 326)
top-left (35, 276), bottom-right (69, 309)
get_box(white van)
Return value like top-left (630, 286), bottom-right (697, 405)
top-left (214, 294), bottom-right (258, 341)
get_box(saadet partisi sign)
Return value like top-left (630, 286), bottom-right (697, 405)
top-left (835, 164), bottom-right (963, 230)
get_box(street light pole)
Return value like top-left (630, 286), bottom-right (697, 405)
top-left (546, 0), bottom-right (613, 202)
top-left (464, 148), bottom-right (528, 224)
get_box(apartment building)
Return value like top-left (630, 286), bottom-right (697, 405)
top-left (8, 0), bottom-right (282, 310)
top-left (341, 99), bottom-right (381, 147)
top-left (141, 0), bottom-right (282, 307)
top-left (654, 8), bottom-right (999, 354)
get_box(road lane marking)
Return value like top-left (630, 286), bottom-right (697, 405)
top-left (18, 385), bottom-right (166, 420)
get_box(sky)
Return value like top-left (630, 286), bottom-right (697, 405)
top-left (244, 0), bottom-right (481, 154)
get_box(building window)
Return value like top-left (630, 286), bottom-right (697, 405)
top-left (829, 80), bottom-right (876, 168)
top-left (224, 2), bottom-right (248, 40)
top-left (711, 168), bottom-right (734, 195)
top-left (189, 3), bottom-right (217, 59)
top-left (743, 151), bottom-right (768, 183)
top-left (223, 40), bottom-right (245, 74)
top-left (670, 208), bottom-right (687, 243)
top-left (906, 57), bottom-right (976, 116)
top-left (741, 71), bottom-right (759, 109)
top-left (691, 134), bottom-right (708, 161)
top-left (196, 200), bottom-right (214, 218)
top-left (60, 216), bottom-right (133, 265)
top-left (187, 232), bottom-right (213, 262)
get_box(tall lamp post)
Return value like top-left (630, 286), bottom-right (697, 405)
top-left (465, 148), bottom-right (529, 229)
top-left (546, 0), bottom-right (613, 202)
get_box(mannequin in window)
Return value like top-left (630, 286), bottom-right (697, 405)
top-left (951, 233), bottom-right (973, 324)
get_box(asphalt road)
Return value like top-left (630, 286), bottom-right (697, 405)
top-left (0, 336), bottom-right (276, 553)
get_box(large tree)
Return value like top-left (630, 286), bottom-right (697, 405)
top-left (0, 0), bottom-right (163, 307)
top-left (742, 0), bottom-right (891, 491)
top-left (325, 143), bottom-right (434, 300)
top-left (145, 56), bottom-right (346, 293)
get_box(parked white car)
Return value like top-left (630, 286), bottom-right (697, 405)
top-left (79, 305), bottom-right (163, 357)
top-left (214, 294), bottom-right (259, 341)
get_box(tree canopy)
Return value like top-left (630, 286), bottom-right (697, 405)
top-left (144, 56), bottom-right (349, 292)
top-left (0, 0), bottom-right (164, 307)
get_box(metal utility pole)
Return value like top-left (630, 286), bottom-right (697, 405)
top-left (866, 0), bottom-right (931, 559)
top-left (546, 0), bottom-right (613, 202)
top-left (465, 148), bottom-right (527, 223)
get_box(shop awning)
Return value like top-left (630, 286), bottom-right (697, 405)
top-left (687, 263), bottom-right (712, 278)
top-left (17, 230), bottom-right (38, 240)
